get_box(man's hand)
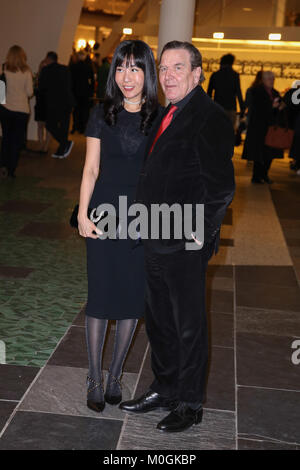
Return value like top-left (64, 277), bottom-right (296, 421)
top-left (191, 233), bottom-right (204, 248)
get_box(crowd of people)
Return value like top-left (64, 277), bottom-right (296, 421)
top-left (0, 45), bottom-right (299, 181)
top-left (207, 53), bottom-right (300, 182)
top-left (0, 44), bottom-right (111, 175)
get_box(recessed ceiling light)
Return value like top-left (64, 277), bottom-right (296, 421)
top-left (213, 32), bottom-right (224, 39)
top-left (269, 33), bottom-right (281, 40)
top-left (243, 7), bottom-right (253, 11)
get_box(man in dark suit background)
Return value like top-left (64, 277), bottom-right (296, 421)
top-left (207, 53), bottom-right (244, 131)
top-left (120, 41), bottom-right (235, 432)
top-left (38, 51), bottom-right (75, 159)
top-left (70, 50), bottom-right (94, 135)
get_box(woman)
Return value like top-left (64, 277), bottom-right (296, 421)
top-left (244, 71), bottom-right (263, 114)
top-left (0, 45), bottom-right (33, 178)
top-left (242, 71), bottom-right (283, 184)
top-left (77, 40), bottom-right (159, 413)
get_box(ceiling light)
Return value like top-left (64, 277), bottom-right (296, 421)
top-left (269, 33), bottom-right (281, 40)
top-left (213, 32), bottom-right (224, 39)
top-left (123, 28), bottom-right (133, 35)
top-left (77, 39), bottom-right (87, 49)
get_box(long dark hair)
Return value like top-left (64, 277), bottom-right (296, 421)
top-left (251, 70), bottom-right (263, 88)
top-left (104, 40), bottom-right (158, 134)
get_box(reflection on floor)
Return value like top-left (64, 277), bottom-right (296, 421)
top-left (0, 136), bottom-right (299, 450)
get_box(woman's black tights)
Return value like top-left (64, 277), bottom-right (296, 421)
top-left (85, 316), bottom-right (138, 401)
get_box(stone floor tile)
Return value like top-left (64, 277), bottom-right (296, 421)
top-left (205, 347), bottom-right (235, 411)
top-left (236, 281), bottom-right (300, 312)
top-left (238, 438), bottom-right (299, 450)
top-left (238, 387), bottom-right (300, 445)
top-left (0, 401), bottom-right (17, 433)
top-left (0, 411), bottom-right (122, 450)
top-left (0, 266), bottom-right (34, 279)
top-left (20, 365), bottom-right (138, 420)
top-left (118, 408), bottom-right (236, 450)
top-left (235, 265), bottom-right (298, 287)
top-left (236, 306), bottom-right (300, 337)
top-left (237, 332), bottom-right (300, 390)
top-left (0, 200), bottom-right (51, 214)
top-left (0, 365), bottom-right (40, 400)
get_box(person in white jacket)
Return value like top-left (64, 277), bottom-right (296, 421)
top-left (0, 45), bottom-right (33, 178)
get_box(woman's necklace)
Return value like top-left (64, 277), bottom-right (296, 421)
top-left (123, 97), bottom-right (143, 105)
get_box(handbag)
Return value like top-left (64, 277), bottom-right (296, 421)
top-left (265, 109), bottom-right (294, 149)
top-left (70, 204), bottom-right (93, 228)
top-left (70, 203), bottom-right (121, 239)
top-left (0, 63), bottom-right (6, 105)
top-left (265, 125), bottom-right (294, 149)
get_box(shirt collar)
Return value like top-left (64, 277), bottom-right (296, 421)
top-left (170, 85), bottom-right (199, 112)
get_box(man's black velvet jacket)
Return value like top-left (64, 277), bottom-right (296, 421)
top-left (136, 85), bottom-right (235, 254)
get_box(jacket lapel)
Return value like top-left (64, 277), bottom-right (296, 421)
top-left (143, 105), bottom-right (169, 159)
top-left (144, 87), bottom-right (211, 165)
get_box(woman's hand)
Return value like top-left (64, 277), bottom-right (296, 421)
top-left (78, 215), bottom-right (103, 239)
top-left (272, 97), bottom-right (280, 108)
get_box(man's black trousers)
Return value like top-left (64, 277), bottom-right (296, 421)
top-left (144, 241), bottom-right (215, 404)
top-left (46, 110), bottom-right (71, 153)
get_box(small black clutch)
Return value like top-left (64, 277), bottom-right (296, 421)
top-left (69, 204), bottom-right (93, 228)
top-left (70, 203), bottom-right (121, 240)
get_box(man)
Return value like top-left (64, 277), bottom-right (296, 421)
top-left (97, 57), bottom-right (110, 102)
top-left (70, 51), bottom-right (94, 134)
top-left (207, 53), bottom-right (244, 131)
top-left (38, 51), bottom-right (75, 159)
top-left (119, 41), bottom-right (235, 433)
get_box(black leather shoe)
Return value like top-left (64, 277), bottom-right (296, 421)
top-left (86, 376), bottom-right (105, 413)
top-left (251, 178), bottom-right (264, 184)
top-left (157, 403), bottom-right (203, 432)
top-left (263, 177), bottom-right (273, 184)
top-left (119, 390), bottom-right (178, 413)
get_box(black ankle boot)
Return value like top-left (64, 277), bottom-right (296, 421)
top-left (104, 373), bottom-right (122, 405)
top-left (86, 375), bottom-right (105, 413)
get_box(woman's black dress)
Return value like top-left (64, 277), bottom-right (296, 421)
top-left (84, 104), bottom-right (148, 320)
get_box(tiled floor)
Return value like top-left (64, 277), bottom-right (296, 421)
top-left (0, 135), bottom-right (299, 450)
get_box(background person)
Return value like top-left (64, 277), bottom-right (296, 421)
top-left (97, 57), bottom-right (110, 103)
top-left (70, 51), bottom-right (94, 134)
top-left (242, 71), bottom-right (283, 184)
top-left (38, 51), bottom-right (75, 159)
top-left (0, 45), bottom-right (33, 178)
top-left (207, 53), bottom-right (244, 131)
top-left (77, 40), bottom-right (159, 413)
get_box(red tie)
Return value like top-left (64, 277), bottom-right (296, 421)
top-left (149, 104), bottom-right (177, 154)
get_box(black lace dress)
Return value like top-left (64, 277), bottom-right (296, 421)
top-left (84, 104), bottom-right (148, 319)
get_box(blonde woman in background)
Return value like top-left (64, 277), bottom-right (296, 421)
top-left (0, 45), bottom-right (33, 178)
